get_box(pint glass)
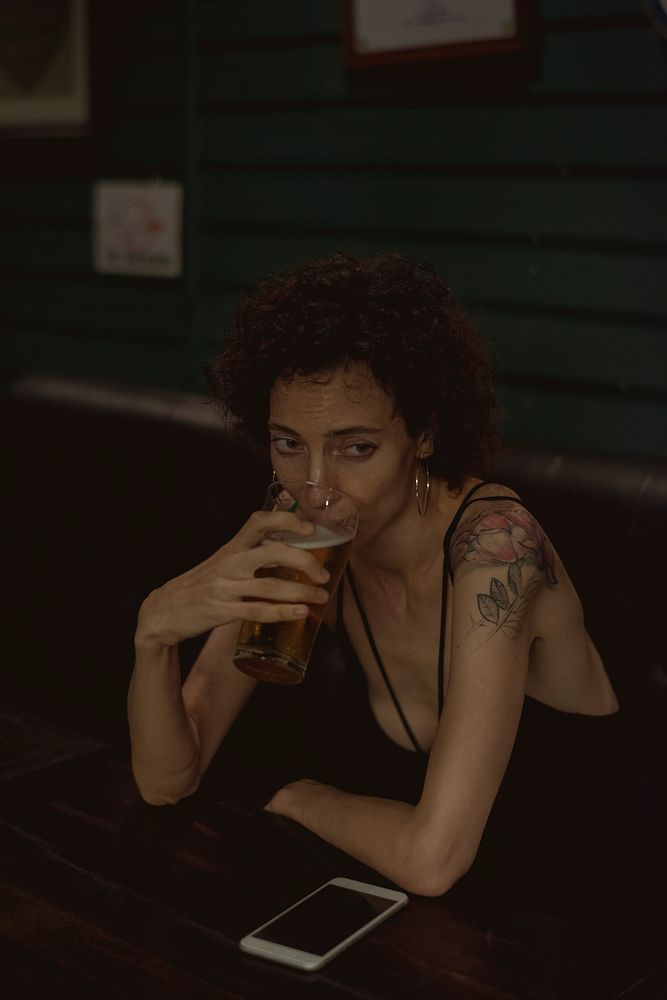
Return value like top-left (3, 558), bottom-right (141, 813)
top-left (233, 481), bottom-right (358, 684)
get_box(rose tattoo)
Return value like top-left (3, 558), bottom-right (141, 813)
top-left (451, 505), bottom-right (558, 638)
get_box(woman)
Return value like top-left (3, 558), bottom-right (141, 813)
top-left (128, 253), bottom-right (619, 900)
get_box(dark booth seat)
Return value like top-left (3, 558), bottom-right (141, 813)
top-left (2, 373), bottom-right (665, 737)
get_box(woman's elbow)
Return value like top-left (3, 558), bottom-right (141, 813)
top-left (137, 788), bottom-right (184, 807)
top-left (132, 767), bottom-right (201, 807)
top-left (401, 832), bottom-right (477, 897)
top-left (401, 858), bottom-right (471, 897)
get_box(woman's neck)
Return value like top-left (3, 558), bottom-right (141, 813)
top-left (351, 477), bottom-right (461, 584)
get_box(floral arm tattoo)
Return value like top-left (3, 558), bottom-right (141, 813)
top-left (449, 504), bottom-right (558, 640)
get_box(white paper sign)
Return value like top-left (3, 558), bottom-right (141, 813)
top-left (93, 181), bottom-right (183, 278)
top-left (353, 0), bottom-right (516, 54)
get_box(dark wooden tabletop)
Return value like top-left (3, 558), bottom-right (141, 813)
top-left (1, 710), bottom-right (665, 1000)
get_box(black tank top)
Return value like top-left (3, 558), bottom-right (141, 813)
top-left (310, 482), bottom-right (627, 903)
top-left (337, 480), bottom-right (536, 752)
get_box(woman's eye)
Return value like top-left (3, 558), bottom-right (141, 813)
top-left (271, 437), bottom-right (302, 454)
top-left (343, 442), bottom-right (376, 458)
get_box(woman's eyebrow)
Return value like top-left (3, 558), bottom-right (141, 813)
top-left (325, 426), bottom-right (383, 437)
top-left (268, 422), bottom-right (297, 434)
top-left (268, 422), bottom-right (382, 437)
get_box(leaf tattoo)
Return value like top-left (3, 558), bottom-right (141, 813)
top-left (478, 594), bottom-right (500, 623)
top-left (490, 577), bottom-right (510, 609)
top-left (500, 578), bottom-right (541, 637)
top-left (475, 564), bottom-right (540, 639)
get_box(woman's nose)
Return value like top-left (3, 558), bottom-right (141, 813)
top-left (306, 452), bottom-right (332, 486)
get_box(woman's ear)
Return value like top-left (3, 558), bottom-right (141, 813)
top-left (417, 429), bottom-right (435, 459)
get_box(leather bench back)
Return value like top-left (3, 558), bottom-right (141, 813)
top-left (494, 443), bottom-right (667, 708)
top-left (2, 376), bottom-right (665, 739)
top-left (1, 377), bottom-right (266, 738)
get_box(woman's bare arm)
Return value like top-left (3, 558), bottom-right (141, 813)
top-left (265, 590), bottom-right (535, 895)
top-left (128, 624), bottom-right (257, 805)
top-left (128, 510), bottom-right (331, 804)
top-left (266, 504), bottom-right (553, 895)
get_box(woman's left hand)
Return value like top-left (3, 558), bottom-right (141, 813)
top-left (265, 779), bottom-right (326, 819)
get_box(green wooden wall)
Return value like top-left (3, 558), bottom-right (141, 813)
top-left (1, 0), bottom-right (666, 458)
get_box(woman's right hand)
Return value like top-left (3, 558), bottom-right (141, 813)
top-left (135, 511), bottom-right (331, 649)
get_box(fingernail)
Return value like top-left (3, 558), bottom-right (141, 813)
top-left (293, 606), bottom-right (309, 618)
top-left (319, 569), bottom-right (330, 582)
top-left (316, 589), bottom-right (329, 602)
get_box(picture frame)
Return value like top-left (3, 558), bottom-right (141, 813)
top-left (343, 0), bottom-right (534, 69)
top-left (0, 0), bottom-right (125, 178)
top-left (0, 0), bottom-right (91, 135)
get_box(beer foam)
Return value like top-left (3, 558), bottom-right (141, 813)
top-left (265, 524), bottom-right (354, 549)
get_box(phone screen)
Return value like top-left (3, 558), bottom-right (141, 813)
top-left (252, 884), bottom-right (398, 955)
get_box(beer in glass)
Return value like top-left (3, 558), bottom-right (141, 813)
top-left (233, 481), bottom-right (358, 684)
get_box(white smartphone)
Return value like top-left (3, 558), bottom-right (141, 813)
top-left (239, 876), bottom-right (408, 971)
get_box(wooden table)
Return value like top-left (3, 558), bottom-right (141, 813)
top-left (1, 710), bottom-right (665, 1000)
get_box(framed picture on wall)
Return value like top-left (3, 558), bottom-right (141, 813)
top-left (343, 0), bottom-right (533, 68)
top-left (0, 0), bottom-right (91, 134)
top-left (0, 0), bottom-right (129, 177)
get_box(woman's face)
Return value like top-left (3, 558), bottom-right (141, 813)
top-left (268, 364), bottom-right (427, 542)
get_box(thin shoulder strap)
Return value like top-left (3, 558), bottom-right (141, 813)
top-left (346, 566), bottom-right (424, 754)
top-left (339, 483), bottom-right (531, 753)
top-left (436, 480), bottom-right (491, 712)
top-left (336, 572), bottom-right (345, 628)
top-left (342, 483), bottom-right (489, 748)
top-left (442, 482), bottom-right (493, 578)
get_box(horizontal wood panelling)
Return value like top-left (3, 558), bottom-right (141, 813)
top-left (541, 0), bottom-right (644, 16)
top-left (200, 174), bottom-right (667, 245)
top-left (0, 279), bottom-right (187, 339)
top-left (498, 384), bottom-right (666, 458)
top-left (537, 28), bottom-right (667, 92)
top-left (199, 232), bottom-right (667, 318)
top-left (199, 30), bottom-right (665, 101)
top-left (1, 0), bottom-right (664, 460)
top-left (101, 116), bottom-right (185, 169)
top-left (0, 182), bottom-right (90, 221)
top-left (200, 106), bottom-right (667, 168)
top-left (111, 57), bottom-right (185, 106)
top-left (197, 0), bottom-right (647, 40)
top-left (478, 308), bottom-right (667, 391)
top-left (199, 46), bottom-right (345, 102)
top-left (3, 330), bottom-right (192, 390)
top-left (199, 289), bottom-right (665, 394)
top-left (124, 2), bottom-right (184, 46)
top-left (198, 0), bottom-right (341, 40)
top-left (0, 229), bottom-right (90, 271)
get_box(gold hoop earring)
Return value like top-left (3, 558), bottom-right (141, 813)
top-left (415, 456), bottom-right (431, 518)
top-left (272, 469), bottom-right (278, 483)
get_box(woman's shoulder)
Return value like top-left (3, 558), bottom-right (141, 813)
top-left (457, 479), bottom-right (523, 506)
top-left (449, 479), bottom-right (534, 544)
top-left (450, 479), bottom-right (542, 525)
top-left (448, 480), bottom-right (557, 588)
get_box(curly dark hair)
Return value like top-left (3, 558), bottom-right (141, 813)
top-left (205, 252), bottom-right (500, 489)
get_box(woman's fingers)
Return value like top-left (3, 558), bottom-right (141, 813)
top-left (245, 539), bottom-right (330, 583)
top-left (241, 574), bottom-right (330, 606)
top-left (138, 508), bottom-right (334, 645)
top-left (232, 600), bottom-right (312, 623)
top-left (230, 510), bottom-right (314, 550)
